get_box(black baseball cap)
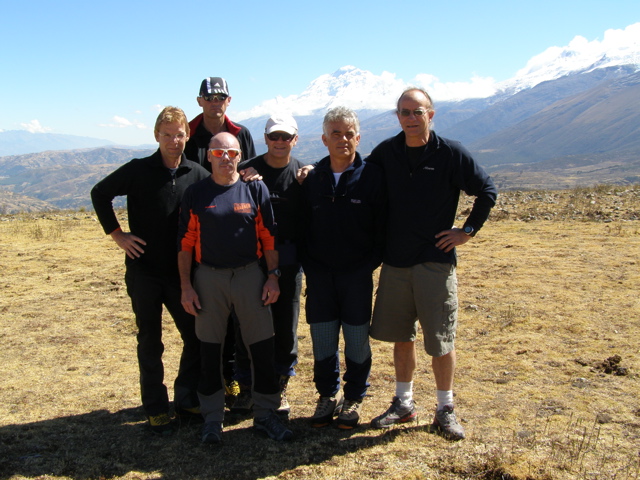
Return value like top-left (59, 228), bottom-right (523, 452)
top-left (199, 77), bottom-right (229, 96)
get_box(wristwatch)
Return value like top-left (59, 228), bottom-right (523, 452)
top-left (267, 268), bottom-right (282, 278)
top-left (463, 225), bottom-right (476, 237)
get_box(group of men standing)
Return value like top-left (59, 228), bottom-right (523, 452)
top-left (92, 77), bottom-right (497, 445)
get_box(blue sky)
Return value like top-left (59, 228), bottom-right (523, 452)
top-left (1, 0), bottom-right (638, 146)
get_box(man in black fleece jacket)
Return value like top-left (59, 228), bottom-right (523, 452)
top-left (91, 107), bottom-right (209, 436)
top-left (301, 107), bottom-right (386, 430)
top-left (369, 88), bottom-right (497, 441)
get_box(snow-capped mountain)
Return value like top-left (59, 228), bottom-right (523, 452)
top-left (229, 23), bottom-right (640, 177)
top-left (236, 66), bottom-right (405, 120)
top-left (236, 23), bottom-right (639, 120)
top-left (499, 22), bottom-right (640, 95)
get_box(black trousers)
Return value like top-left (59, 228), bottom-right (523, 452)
top-left (125, 263), bottom-right (201, 416)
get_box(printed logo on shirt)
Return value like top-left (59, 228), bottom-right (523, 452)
top-left (351, 199), bottom-right (362, 204)
top-left (423, 166), bottom-right (435, 171)
top-left (234, 203), bottom-right (252, 213)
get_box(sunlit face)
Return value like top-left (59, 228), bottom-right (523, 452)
top-left (264, 131), bottom-right (297, 160)
top-left (208, 134), bottom-right (241, 182)
top-left (322, 121), bottom-right (360, 162)
top-left (154, 121), bottom-right (189, 160)
top-left (396, 91), bottom-right (434, 144)
top-left (197, 94), bottom-right (232, 120)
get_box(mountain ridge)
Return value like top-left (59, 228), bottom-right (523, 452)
top-left (1, 30), bottom-right (639, 213)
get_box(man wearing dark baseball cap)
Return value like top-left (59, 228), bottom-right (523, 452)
top-left (185, 77), bottom-right (256, 170)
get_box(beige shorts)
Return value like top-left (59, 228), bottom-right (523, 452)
top-left (370, 262), bottom-right (458, 357)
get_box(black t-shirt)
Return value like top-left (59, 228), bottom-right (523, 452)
top-left (239, 155), bottom-right (304, 265)
top-left (406, 144), bottom-right (428, 173)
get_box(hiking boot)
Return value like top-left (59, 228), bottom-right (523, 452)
top-left (254, 412), bottom-right (294, 441)
top-left (230, 386), bottom-right (253, 414)
top-left (337, 398), bottom-right (363, 430)
top-left (277, 375), bottom-right (291, 416)
top-left (371, 396), bottom-right (417, 428)
top-left (225, 380), bottom-right (240, 408)
top-left (175, 405), bottom-right (203, 423)
top-left (310, 390), bottom-right (344, 427)
top-left (147, 413), bottom-right (174, 436)
top-left (432, 404), bottom-right (465, 440)
top-left (202, 421), bottom-right (223, 444)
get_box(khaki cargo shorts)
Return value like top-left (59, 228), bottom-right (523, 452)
top-left (370, 262), bottom-right (458, 357)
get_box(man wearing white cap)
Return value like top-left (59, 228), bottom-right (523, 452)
top-left (233, 114), bottom-right (305, 416)
top-left (185, 77), bottom-right (256, 169)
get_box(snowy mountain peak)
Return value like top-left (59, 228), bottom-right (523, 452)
top-left (236, 66), bottom-right (405, 120)
top-left (235, 23), bottom-right (640, 121)
top-left (501, 23), bottom-right (640, 93)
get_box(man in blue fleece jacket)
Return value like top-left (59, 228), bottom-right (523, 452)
top-left (301, 107), bottom-right (386, 430)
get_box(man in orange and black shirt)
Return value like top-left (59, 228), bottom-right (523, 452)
top-left (177, 132), bottom-right (292, 444)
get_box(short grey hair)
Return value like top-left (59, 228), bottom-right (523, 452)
top-left (322, 106), bottom-right (360, 136)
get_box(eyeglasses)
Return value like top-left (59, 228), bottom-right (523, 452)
top-left (209, 148), bottom-right (241, 159)
top-left (158, 132), bottom-right (187, 141)
top-left (398, 108), bottom-right (430, 117)
top-left (202, 94), bottom-right (228, 102)
top-left (266, 132), bottom-right (295, 142)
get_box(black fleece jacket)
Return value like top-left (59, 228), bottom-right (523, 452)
top-left (367, 130), bottom-right (497, 267)
top-left (300, 153), bottom-right (386, 273)
top-left (91, 150), bottom-right (209, 275)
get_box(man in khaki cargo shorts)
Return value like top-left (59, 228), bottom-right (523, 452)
top-left (368, 88), bottom-right (498, 440)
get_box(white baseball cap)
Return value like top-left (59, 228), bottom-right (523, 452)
top-left (265, 114), bottom-right (298, 135)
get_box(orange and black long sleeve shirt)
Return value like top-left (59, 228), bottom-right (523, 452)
top-left (177, 177), bottom-right (276, 268)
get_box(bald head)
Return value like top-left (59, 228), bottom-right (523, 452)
top-left (397, 88), bottom-right (434, 111)
top-left (209, 132), bottom-right (240, 150)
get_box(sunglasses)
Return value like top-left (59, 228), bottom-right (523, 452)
top-left (266, 132), bottom-right (296, 142)
top-left (202, 94), bottom-right (228, 102)
top-left (209, 148), bottom-right (241, 159)
top-left (398, 108), bottom-right (430, 117)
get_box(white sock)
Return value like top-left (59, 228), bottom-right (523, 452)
top-left (395, 381), bottom-right (413, 404)
top-left (436, 390), bottom-right (454, 410)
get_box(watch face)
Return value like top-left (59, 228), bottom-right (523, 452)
top-left (464, 226), bottom-right (473, 235)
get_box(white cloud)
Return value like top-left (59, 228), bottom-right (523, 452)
top-left (21, 119), bottom-right (52, 133)
top-left (152, 104), bottom-right (164, 112)
top-left (100, 116), bottom-right (147, 129)
top-left (413, 74), bottom-right (498, 102)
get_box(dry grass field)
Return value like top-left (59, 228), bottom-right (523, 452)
top-left (0, 185), bottom-right (639, 480)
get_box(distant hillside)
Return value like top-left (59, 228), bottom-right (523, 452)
top-left (0, 191), bottom-right (57, 214)
top-left (471, 70), bottom-right (640, 167)
top-left (0, 147), bottom-right (154, 211)
top-left (441, 65), bottom-right (638, 145)
top-left (488, 150), bottom-right (640, 190)
top-left (1, 65), bottom-right (640, 213)
top-left (0, 147), bottom-right (154, 176)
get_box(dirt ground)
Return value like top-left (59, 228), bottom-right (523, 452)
top-left (0, 186), bottom-right (638, 480)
